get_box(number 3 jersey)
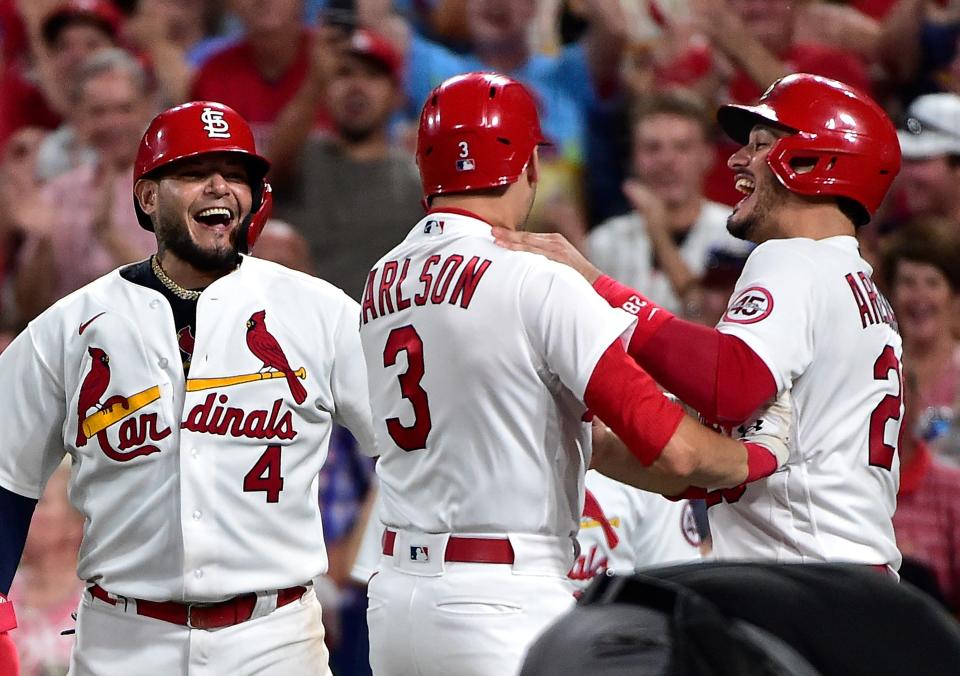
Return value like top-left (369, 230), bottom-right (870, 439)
top-left (713, 236), bottom-right (902, 569)
top-left (359, 210), bottom-right (636, 541)
top-left (0, 255), bottom-right (378, 602)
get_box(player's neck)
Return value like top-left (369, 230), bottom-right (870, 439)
top-left (155, 250), bottom-right (236, 291)
top-left (430, 196), bottom-right (515, 230)
top-left (762, 204), bottom-right (855, 242)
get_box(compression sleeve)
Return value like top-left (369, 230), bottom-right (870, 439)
top-left (593, 275), bottom-right (776, 424)
top-left (583, 339), bottom-right (685, 465)
top-left (0, 487), bottom-right (37, 595)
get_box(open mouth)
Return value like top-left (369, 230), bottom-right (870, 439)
top-left (733, 174), bottom-right (756, 210)
top-left (192, 206), bottom-right (235, 230)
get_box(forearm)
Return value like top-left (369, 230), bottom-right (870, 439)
top-left (582, 5), bottom-right (628, 94)
top-left (709, 25), bottom-right (789, 93)
top-left (265, 78), bottom-right (324, 183)
top-left (878, 0), bottom-right (924, 83)
top-left (593, 275), bottom-right (776, 424)
top-left (647, 227), bottom-right (697, 302)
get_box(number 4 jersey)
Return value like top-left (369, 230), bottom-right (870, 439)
top-left (0, 256), bottom-right (378, 601)
top-left (713, 236), bottom-right (902, 569)
top-left (359, 210), bottom-right (636, 541)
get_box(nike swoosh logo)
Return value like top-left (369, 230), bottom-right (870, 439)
top-left (78, 312), bottom-right (106, 335)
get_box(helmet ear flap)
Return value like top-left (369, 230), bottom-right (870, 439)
top-left (242, 181), bottom-right (272, 254)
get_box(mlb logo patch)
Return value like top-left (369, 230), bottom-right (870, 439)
top-left (456, 158), bottom-right (475, 171)
top-left (410, 546), bottom-right (430, 562)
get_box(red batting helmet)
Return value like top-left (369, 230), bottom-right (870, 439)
top-left (133, 101), bottom-right (272, 254)
top-left (416, 72), bottom-right (549, 204)
top-left (717, 73), bottom-right (901, 226)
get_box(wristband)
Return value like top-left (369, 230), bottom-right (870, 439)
top-left (0, 595), bottom-right (16, 632)
top-left (744, 442), bottom-right (779, 483)
top-left (663, 486), bottom-right (708, 501)
top-left (593, 275), bottom-right (674, 351)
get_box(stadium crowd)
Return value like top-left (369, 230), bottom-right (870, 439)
top-left (0, 0), bottom-right (958, 674)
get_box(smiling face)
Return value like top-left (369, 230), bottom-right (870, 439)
top-left (726, 125), bottom-right (794, 242)
top-left (892, 259), bottom-right (956, 346)
top-left (136, 153), bottom-right (254, 272)
top-left (633, 112), bottom-right (712, 209)
top-left (466, 0), bottom-right (535, 51)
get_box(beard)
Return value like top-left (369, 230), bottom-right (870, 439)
top-left (154, 208), bottom-right (241, 273)
top-left (726, 177), bottom-right (787, 242)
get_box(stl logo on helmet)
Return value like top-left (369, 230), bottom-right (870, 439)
top-left (200, 107), bottom-right (231, 139)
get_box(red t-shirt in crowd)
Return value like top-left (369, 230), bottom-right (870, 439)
top-left (705, 42), bottom-right (873, 207)
top-left (188, 29), bottom-right (331, 155)
top-left (894, 442), bottom-right (960, 614)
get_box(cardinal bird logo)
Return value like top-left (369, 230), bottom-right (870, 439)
top-left (245, 310), bottom-right (307, 404)
top-left (582, 489), bottom-right (620, 550)
top-left (76, 347), bottom-right (111, 446)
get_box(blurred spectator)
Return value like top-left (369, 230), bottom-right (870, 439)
top-left (250, 218), bottom-right (315, 274)
top-left (319, 426), bottom-right (376, 676)
top-left (369, 0), bottom-right (627, 169)
top-left (123, 0), bottom-right (210, 105)
top-left (883, 221), bottom-right (960, 438)
top-left (653, 0), bottom-right (874, 206)
top-left (879, 0), bottom-right (960, 103)
top-left (0, 126), bottom-right (47, 334)
top-left (189, 0), bottom-right (332, 155)
top-left (682, 247), bottom-right (749, 327)
top-left (272, 28), bottom-right (422, 300)
top-left (893, 370), bottom-right (960, 616)
top-left (8, 460), bottom-right (84, 676)
top-left (0, 0), bottom-right (122, 153)
top-left (892, 93), bottom-right (960, 223)
top-left (14, 47), bottom-right (156, 321)
top-left (587, 94), bottom-right (748, 314)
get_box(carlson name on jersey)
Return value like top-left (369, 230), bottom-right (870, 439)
top-left (360, 252), bottom-right (493, 325)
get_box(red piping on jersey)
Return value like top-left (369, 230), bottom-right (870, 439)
top-left (593, 275), bottom-right (776, 425)
top-left (426, 206), bottom-right (495, 226)
top-left (584, 340), bottom-right (684, 466)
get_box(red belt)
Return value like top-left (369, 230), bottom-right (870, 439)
top-left (88, 584), bottom-right (307, 630)
top-left (382, 529), bottom-right (514, 564)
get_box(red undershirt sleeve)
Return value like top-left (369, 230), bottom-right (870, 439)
top-left (583, 339), bottom-right (685, 466)
top-left (593, 275), bottom-right (776, 425)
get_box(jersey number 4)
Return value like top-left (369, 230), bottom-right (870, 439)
top-left (243, 445), bottom-right (284, 502)
top-left (383, 325), bottom-right (432, 451)
top-left (869, 346), bottom-right (902, 471)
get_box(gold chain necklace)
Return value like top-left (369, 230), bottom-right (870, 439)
top-left (151, 255), bottom-right (202, 301)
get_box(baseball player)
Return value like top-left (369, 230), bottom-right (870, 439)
top-left (0, 101), bottom-right (377, 675)
top-left (495, 73), bottom-right (904, 570)
top-left (569, 471), bottom-right (701, 589)
top-left (358, 72), bottom-right (793, 676)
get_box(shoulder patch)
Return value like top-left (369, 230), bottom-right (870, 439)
top-left (723, 286), bottom-right (773, 324)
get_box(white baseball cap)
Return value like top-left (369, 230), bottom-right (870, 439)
top-left (897, 93), bottom-right (960, 159)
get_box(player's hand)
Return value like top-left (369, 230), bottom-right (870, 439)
top-left (491, 227), bottom-right (602, 284)
top-left (734, 391), bottom-right (793, 469)
top-left (622, 179), bottom-right (669, 237)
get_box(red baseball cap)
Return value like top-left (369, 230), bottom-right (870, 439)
top-left (344, 28), bottom-right (402, 82)
top-left (41, 0), bottom-right (122, 46)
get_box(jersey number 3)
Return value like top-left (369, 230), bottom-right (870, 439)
top-left (868, 346), bottom-right (902, 471)
top-left (383, 325), bottom-right (432, 451)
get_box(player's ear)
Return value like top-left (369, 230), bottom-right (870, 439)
top-left (134, 179), bottom-right (159, 215)
top-left (526, 148), bottom-right (539, 185)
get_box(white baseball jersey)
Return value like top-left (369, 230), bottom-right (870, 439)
top-left (568, 470), bottom-right (701, 589)
top-left (587, 201), bottom-right (751, 313)
top-left (0, 255), bottom-right (377, 602)
top-left (359, 211), bottom-right (636, 542)
top-left (712, 236), bottom-right (902, 568)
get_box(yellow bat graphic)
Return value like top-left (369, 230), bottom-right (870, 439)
top-left (186, 367), bottom-right (307, 392)
top-left (81, 385), bottom-right (161, 438)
